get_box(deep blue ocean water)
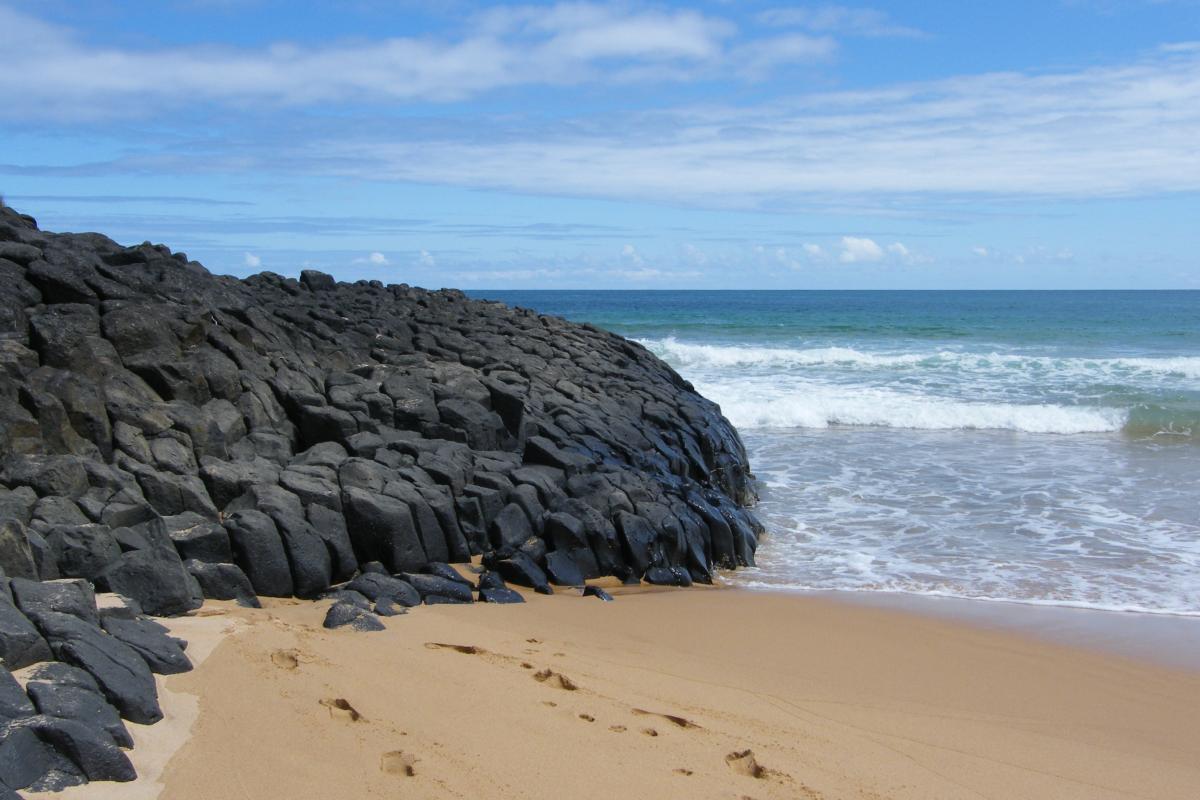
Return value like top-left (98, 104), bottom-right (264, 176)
top-left (470, 291), bottom-right (1200, 615)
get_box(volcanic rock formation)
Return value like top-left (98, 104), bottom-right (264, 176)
top-left (0, 202), bottom-right (761, 792)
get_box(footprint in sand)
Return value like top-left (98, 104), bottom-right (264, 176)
top-left (641, 728), bottom-right (659, 737)
top-left (532, 669), bottom-right (578, 690)
top-left (578, 713), bottom-right (595, 722)
top-left (632, 708), bottom-right (701, 730)
top-left (609, 725), bottom-right (626, 733)
top-left (425, 642), bottom-right (483, 655)
top-left (320, 697), bottom-right (364, 723)
top-left (380, 750), bottom-right (417, 777)
top-left (674, 768), bottom-right (694, 776)
top-left (725, 750), bottom-right (768, 779)
top-left (271, 649), bottom-right (301, 670)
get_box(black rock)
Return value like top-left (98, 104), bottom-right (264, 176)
top-left (544, 551), bottom-right (585, 587)
top-left (495, 552), bottom-right (552, 594)
top-left (25, 680), bottom-right (133, 748)
top-left (92, 546), bottom-right (200, 617)
top-left (323, 601), bottom-right (385, 631)
top-left (0, 724), bottom-right (86, 791)
top-left (270, 513), bottom-right (332, 599)
top-left (0, 520), bottom-right (37, 580)
top-left (0, 599), bottom-right (53, 669)
top-left (224, 510), bottom-right (294, 598)
top-left (164, 512), bottom-right (232, 563)
top-left (374, 596), bottom-right (407, 617)
top-left (476, 570), bottom-right (507, 591)
top-left (581, 585), bottom-right (614, 602)
top-left (399, 573), bottom-right (474, 604)
top-left (344, 572), bottom-right (421, 608)
top-left (31, 611), bottom-right (162, 725)
top-left (0, 667), bottom-right (34, 723)
top-left (478, 586), bottom-right (525, 604)
top-left (11, 715), bottom-right (136, 782)
top-left (644, 566), bottom-right (693, 587)
top-left (184, 560), bottom-right (260, 607)
top-left (420, 561), bottom-right (474, 587)
top-left (489, 503), bottom-right (533, 550)
top-left (9, 578), bottom-right (99, 627)
top-left (100, 616), bottom-right (192, 675)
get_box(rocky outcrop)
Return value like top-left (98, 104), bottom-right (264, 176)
top-left (0, 202), bottom-right (762, 792)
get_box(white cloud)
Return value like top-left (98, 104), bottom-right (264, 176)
top-left (304, 43), bottom-right (1200, 203)
top-left (972, 246), bottom-right (990, 257)
top-left (620, 243), bottom-right (644, 267)
top-left (803, 243), bottom-right (827, 259)
top-left (354, 251), bottom-right (390, 265)
top-left (243, 252), bottom-right (262, 268)
top-left (757, 6), bottom-right (927, 38)
top-left (0, 4), bottom-right (829, 118)
top-left (839, 236), bottom-right (885, 263)
top-left (417, 249), bottom-right (436, 268)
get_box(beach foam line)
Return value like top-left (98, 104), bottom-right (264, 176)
top-left (699, 383), bottom-right (1127, 434)
top-left (640, 337), bottom-right (1200, 380)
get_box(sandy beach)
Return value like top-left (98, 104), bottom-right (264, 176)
top-left (37, 584), bottom-right (1200, 800)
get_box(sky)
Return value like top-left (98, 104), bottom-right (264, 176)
top-left (1, 1), bottom-right (1198, 289)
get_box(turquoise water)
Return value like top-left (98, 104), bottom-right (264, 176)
top-left (472, 291), bottom-right (1200, 615)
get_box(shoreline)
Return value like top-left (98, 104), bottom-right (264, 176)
top-left (46, 584), bottom-right (1200, 800)
top-left (731, 584), bottom-right (1200, 671)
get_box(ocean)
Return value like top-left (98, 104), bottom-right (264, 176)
top-left (471, 290), bottom-right (1200, 617)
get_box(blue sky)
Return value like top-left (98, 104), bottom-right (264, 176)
top-left (2, 0), bottom-right (1198, 289)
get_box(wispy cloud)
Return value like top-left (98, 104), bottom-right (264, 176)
top-left (0, 3), bottom-right (830, 120)
top-left (757, 5), bottom-right (927, 38)
top-left (300, 43), bottom-right (1200, 202)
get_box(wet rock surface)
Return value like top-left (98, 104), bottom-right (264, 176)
top-left (0, 203), bottom-right (761, 791)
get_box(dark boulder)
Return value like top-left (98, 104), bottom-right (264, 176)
top-left (341, 487), bottom-right (426, 573)
top-left (344, 573), bottom-right (421, 608)
top-left (100, 616), bottom-right (191, 675)
top-left (543, 551), bottom-right (585, 587)
top-left (494, 552), bottom-right (552, 594)
top-left (0, 600), bottom-right (52, 669)
top-left (0, 521), bottom-right (37, 580)
top-left (398, 573), bottom-right (473, 604)
top-left (581, 585), bottom-right (614, 602)
top-left (489, 503), bottom-right (533, 550)
top-left (224, 510), bottom-right (293, 598)
top-left (478, 586), bottom-right (525, 604)
top-left (0, 667), bottom-right (34, 722)
top-left (25, 680), bottom-right (133, 748)
top-left (323, 602), bottom-right (385, 632)
top-left (0, 724), bottom-right (86, 792)
top-left (92, 546), bottom-right (200, 617)
top-left (644, 566), bottom-right (693, 587)
top-left (31, 611), bottom-right (161, 724)
top-left (9, 578), bottom-right (99, 627)
top-left (184, 560), bottom-right (260, 607)
top-left (10, 715), bottom-right (136, 782)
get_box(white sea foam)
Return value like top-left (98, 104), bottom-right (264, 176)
top-left (697, 380), bottom-right (1127, 434)
top-left (640, 337), bottom-right (1200, 382)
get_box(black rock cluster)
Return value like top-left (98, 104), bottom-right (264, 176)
top-left (0, 203), bottom-right (762, 792)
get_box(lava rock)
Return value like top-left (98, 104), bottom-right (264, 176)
top-left (31, 611), bottom-right (162, 725)
top-left (25, 680), bottom-right (133, 748)
top-left (398, 573), bottom-right (474, 604)
top-left (323, 601), bottom-right (385, 632)
top-left (494, 552), bottom-right (552, 594)
top-left (344, 572), bottom-right (421, 608)
top-left (183, 560), bottom-right (260, 607)
top-left (100, 616), bottom-right (191, 675)
top-left (581, 585), bottom-right (614, 602)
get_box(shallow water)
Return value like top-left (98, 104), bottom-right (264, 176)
top-left (473, 290), bottom-right (1200, 616)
